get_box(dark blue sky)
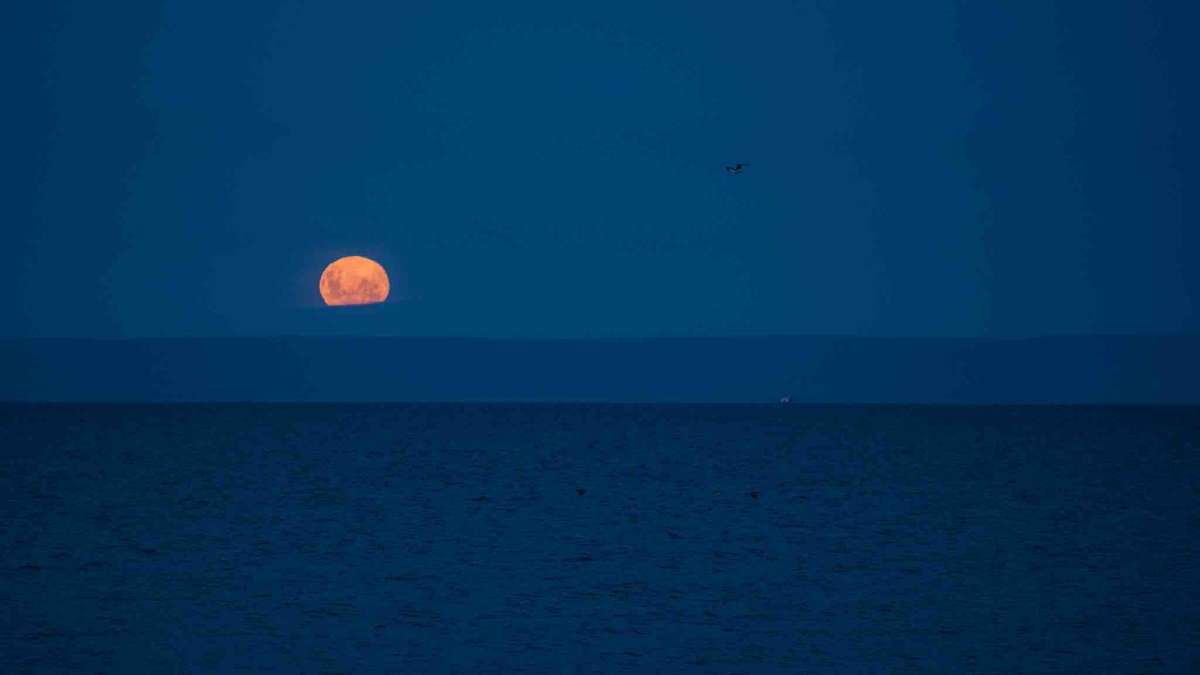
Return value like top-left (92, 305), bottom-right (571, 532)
top-left (5, 1), bottom-right (1196, 338)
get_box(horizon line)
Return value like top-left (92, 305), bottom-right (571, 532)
top-left (4, 332), bottom-right (1200, 343)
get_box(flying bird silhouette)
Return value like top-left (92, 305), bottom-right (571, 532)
top-left (724, 163), bottom-right (750, 175)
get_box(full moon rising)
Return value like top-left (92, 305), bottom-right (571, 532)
top-left (319, 256), bottom-right (390, 306)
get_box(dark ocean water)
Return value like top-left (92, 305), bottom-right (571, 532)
top-left (2, 404), bottom-right (1198, 673)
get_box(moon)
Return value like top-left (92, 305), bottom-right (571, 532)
top-left (319, 256), bottom-right (390, 306)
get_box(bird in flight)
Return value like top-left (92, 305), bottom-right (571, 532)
top-left (724, 163), bottom-right (749, 175)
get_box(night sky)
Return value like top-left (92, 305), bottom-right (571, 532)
top-left (6, 1), bottom-right (1196, 339)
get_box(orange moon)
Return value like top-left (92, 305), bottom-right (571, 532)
top-left (319, 256), bottom-right (390, 306)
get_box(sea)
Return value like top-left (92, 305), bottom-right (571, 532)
top-left (2, 404), bottom-right (1198, 673)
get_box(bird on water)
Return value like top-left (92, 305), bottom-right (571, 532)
top-left (725, 163), bottom-right (750, 175)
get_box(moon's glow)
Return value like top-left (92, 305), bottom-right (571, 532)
top-left (319, 256), bottom-right (390, 306)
